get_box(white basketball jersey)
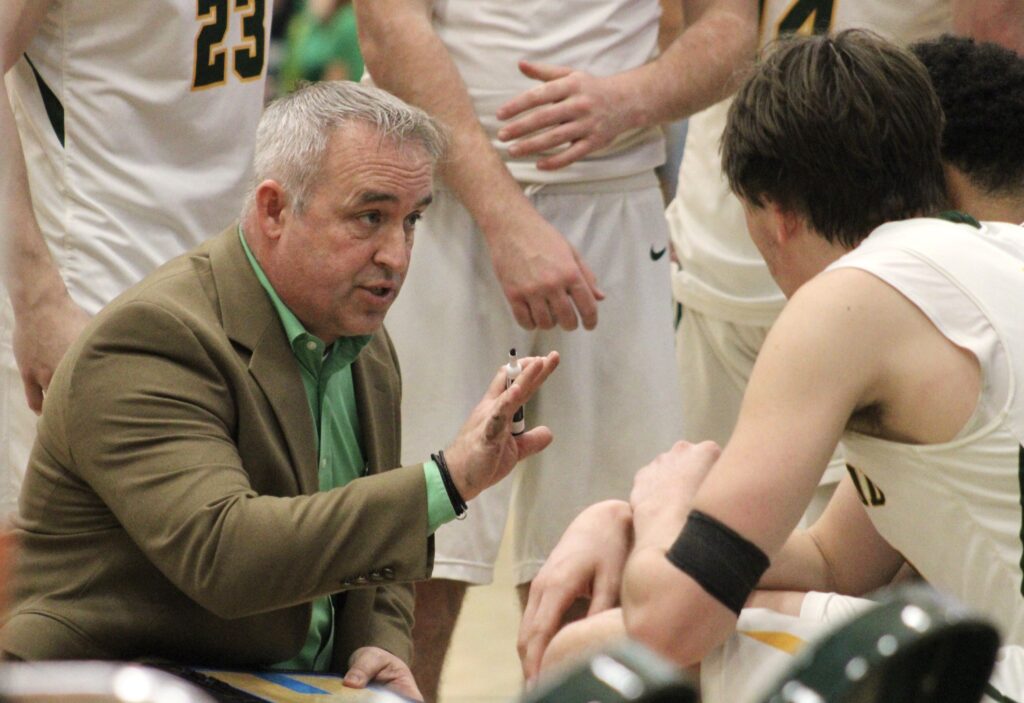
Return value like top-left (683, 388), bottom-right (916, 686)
top-left (829, 218), bottom-right (1024, 646)
top-left (668, 0), bottom-right (952, 324)
top-left (4, 0), bottom-right (271, 313)
top-left (427, 0), bottom-right (665, 184)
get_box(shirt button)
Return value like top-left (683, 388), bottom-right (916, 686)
top-left (320, 458), bottom-right (327, 469)
top-left (305, 340), bottom-right (317, 351)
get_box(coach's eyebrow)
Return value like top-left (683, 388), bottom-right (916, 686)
top-left (356, 192), bottom-right (433, 208)
top-left (358, 191), bottom-right (398, 204)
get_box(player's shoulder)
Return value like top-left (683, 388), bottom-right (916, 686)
top-left (780, 266), bottom-right (899, 335)
top-left (764, 266), bottom-right (917, 387)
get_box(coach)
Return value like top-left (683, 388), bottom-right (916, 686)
top-left (0, 81), bottom-right (558, 699)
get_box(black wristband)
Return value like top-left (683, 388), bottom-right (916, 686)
top-left (431, 450), bottom-right (468, 519)
top-left (665, 510), bottom-right (769, 615)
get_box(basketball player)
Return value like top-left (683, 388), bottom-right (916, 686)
top-left (1, 0), bottom-right (272, 519)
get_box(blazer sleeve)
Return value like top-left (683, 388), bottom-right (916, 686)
top-left (330, 579), bottom-right (416, 670)
top-left (366, 581), bottom-right (416, 663)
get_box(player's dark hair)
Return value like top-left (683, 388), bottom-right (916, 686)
top-left (912, 34), bottom-right (1024, 198)
top-left (722, 29), bottom-right (948, 248)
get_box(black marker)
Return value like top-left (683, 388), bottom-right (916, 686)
top-left (505, 348), bottom-right (526, 435)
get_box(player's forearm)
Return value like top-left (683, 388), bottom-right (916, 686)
top-left (757, 529), bottom-right (837, 593)
top-left (762, 478), bottom-right (905, 596)
top-left (0, 87), bottom-right (67, 315)
top-left (759, 519), bottom-right (904, 597)
top-left (2, 0), bottom-right (69, 313)
top-left (615, 0), bottom-right (757, 130)
top-left (355, 0), bottom-right (540, 240)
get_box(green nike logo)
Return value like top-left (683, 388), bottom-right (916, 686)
top-left (650, 246), bottom-right (667, 261)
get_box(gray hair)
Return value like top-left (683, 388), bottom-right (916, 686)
top-left (241, 81), bottom-right (447, 216)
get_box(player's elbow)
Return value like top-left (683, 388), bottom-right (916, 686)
top-left (621, 571), bottom-right (696, 665)
top-left (622, 601), bottom-right (705, 667)
top-left (625, 596), bottom-right (734, 668)
top-left (622, 553), bottom-right (734, 667)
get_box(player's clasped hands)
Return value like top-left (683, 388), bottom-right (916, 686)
top-left (630, 440), bottom-right (721, 538)
top-left (517, 441), bottom-right (722, 681)
top-left (518, 499), bottom-right (634, 682)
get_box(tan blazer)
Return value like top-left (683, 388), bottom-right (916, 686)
top-left (2, 227), bottom-right (432, 670)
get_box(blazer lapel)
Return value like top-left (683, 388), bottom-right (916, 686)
top-left (248, 332), bottom-right (319, 494)
top-left (208, 227), bottom-right (319, 494)
top-left (352, 335), bottom-right (399, 474)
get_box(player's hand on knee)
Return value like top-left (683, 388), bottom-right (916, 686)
top-left (518, 499), bottom-right (633, 682)
top-left (443, 352), bottom-right (560, 501)
top-left (630, 440), bottom-right (720, 538)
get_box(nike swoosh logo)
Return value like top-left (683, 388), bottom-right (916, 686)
top-left (650, 246), bottom-right (667, 261)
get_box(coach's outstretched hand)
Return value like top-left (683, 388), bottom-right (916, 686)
top-left (444, 351), bottom-right (559, 502)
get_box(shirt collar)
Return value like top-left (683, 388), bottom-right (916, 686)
top-left (934, 210), bottom-right (982, 229)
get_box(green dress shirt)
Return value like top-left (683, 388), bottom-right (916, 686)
top-left (239, 227), bottom-right (455, 671)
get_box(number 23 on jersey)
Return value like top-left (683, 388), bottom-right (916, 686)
top-left (193, 0), bottom-right (267, 90)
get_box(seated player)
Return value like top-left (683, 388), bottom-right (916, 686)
top-left (519, 29), bottom-right (1024, 702)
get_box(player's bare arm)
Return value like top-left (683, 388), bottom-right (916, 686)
top-left (620, 265), bottom-right (911, 666)
top-left (524, 252), bottom-right (971, 671)
top-left (354, 0), bottom-right (604, 333)
top-left (2, 0), bottom-right (91, 414)
top-left (761, 476), bottom-right (905, 596)
top-left (495, 0), bottom-right (757, 170)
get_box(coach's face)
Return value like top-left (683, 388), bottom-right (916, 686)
top-left (266, 122), bottom-right (433, 342)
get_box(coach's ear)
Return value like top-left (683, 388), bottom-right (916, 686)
top-left (254, 179), bottom-right (290, 241)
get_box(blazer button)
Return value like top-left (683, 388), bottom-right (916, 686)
top-left (382, 567), bottom-right (395, 579)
